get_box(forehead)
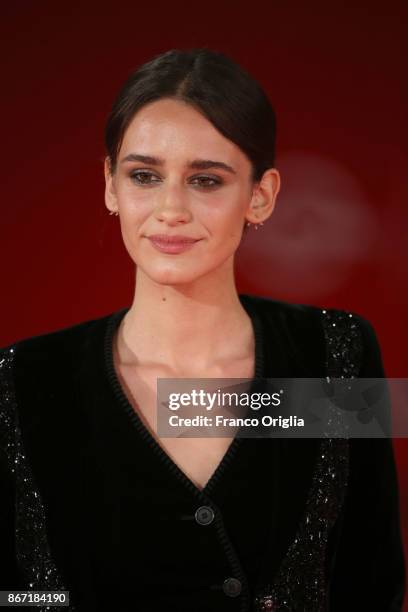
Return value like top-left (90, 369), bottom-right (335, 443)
top-left (120, 98), bottom-right (245, 165)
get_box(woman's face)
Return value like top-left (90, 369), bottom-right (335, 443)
top-left (104, 97), bottom-right (277, 286)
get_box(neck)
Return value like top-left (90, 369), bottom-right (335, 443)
top-left (116, 264), bottom-right (253, 372)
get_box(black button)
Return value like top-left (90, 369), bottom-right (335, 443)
top-left (195, 505), bottom-right (215, 525)
top-left (222, 577), bottom-right (242, 597)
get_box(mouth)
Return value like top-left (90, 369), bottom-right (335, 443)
top-left (147, 234), bottom-right (200, 243)
top-left (146, 235), bottom-right (202, 254)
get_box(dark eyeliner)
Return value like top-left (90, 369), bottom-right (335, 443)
top-left (129, 170), bottom-right (222, 188)
top-left (192, 175), bottom-right (222, 188)
top-left (129, 170), bottom-right (158, 185)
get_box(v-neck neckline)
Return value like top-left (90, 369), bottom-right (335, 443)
top-left (103, 294), bottom-right (265, 499)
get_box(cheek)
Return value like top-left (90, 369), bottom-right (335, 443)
top-left (116, 204), bottom-right (148, 261)
top-left (211, 198), bottom-right (247, 241)
top-left (117, 179), bottom-right (152, 207)
top-left (118, 191), bottom-right (152, 228)
top-left (199, 189), bottom-right (245, 227)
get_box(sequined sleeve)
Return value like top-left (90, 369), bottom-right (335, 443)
top-left (328, 315), bottom-right (406, 611)
top-left (0, 345), bottom-right (21, 589)
top-left (0, 345), bottom-right (76, 610)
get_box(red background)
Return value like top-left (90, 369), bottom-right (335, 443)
top-left (1, 1), bottom-right (407, 605)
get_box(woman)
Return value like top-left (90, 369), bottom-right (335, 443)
top-left (0, 48), bottom-right (405, 611)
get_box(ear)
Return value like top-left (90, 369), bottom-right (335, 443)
top-left (245, 168), bottom-right (281, 225)
top-left (104, 156), bottom-right (119, 215)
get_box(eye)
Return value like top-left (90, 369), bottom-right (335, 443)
top-left (191, 175), bottom-right (222, 189)
top-left (129, 170), bottom-right (159, 185)
top-left (128, 170), bottom-right (222, 189)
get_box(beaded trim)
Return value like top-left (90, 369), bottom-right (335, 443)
top-left (253, 308), bottom-right (363, 611)
top-left (0, 347), bottom-right (75, 611)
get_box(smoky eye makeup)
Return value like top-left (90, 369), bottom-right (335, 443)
top-left (128, 169), bottom-right (224, 189)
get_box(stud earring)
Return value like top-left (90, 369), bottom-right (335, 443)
top-left (246, 221), bottom-right (264, 229)
top-left (109, 210), bottom-right (119, 216)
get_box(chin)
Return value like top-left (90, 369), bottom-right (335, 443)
top-left (141, 262), bottom-right (217, 287)
top-left (142, 266), bottom-right (204, 286)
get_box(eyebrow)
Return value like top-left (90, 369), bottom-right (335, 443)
top-left (120, 153), bottom-right (237, 175)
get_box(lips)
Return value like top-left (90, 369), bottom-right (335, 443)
top-left (147, 234), bottom-right (199, 245)
top-left (146, 234), bottom-right (201, 254)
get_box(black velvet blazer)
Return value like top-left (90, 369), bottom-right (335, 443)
top-left (0, 293), bottom-right (406, 611)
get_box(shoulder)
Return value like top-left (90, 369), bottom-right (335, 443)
top-left (0, 310), bottom-right (121, 456)
top-left (240, 291), bottom-right (368, 338)
top-left (242, 291), bottom-right (372, 325)
top-left (1, 310), bottom-right (111, 353)
top-left (0, 309), bottom-right (115, 385)
top-left (241, 291), bottom-right (360, 332)
top-left (240, 293), bottom-right (383, 377)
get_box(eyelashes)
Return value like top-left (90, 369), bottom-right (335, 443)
top-left (129, 170), bottom-right (223, 190)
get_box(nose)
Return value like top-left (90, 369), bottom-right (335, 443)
top-left (154, 180), bottom-right (192, 225)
